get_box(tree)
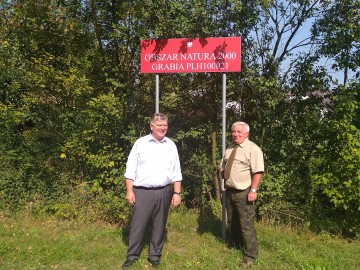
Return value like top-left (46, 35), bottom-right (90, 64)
top-left (311, 83), bottom-right (360, 237)
top-left (312, 0), bottom-right (360, 85)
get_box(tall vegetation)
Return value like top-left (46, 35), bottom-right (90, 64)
top-left (0, 0), bottom-right (359, 237)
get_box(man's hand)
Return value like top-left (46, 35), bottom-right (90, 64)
top-left (126, 190), bottom-right (135, 205)
top-left (171, 194), bottom-right (181, 207)
top-left (248, 191), bottom-right (257, 202)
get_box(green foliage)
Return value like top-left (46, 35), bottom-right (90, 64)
top-left (175, 124), bottom-right (219, 207)
top-left (312, 0), bottom-right (360, 76)
top-left (311, 85), bottom-right (360, 237)
top-left (96, 189), bottom-right (131, 225)
top-left (0, 0), bottom-right (128, 220)
top-left (41, 183), bottom-right (130, 225)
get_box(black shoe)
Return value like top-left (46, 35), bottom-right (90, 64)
top-left (147, 257), bottom-right (160, 268)
top-left (122, 258), bottom-right (138, 269)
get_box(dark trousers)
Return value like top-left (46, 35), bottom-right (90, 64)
top-left (226, 187), bottom-right (258, 261)
top-left (126, 184), bottom-right (173, 261)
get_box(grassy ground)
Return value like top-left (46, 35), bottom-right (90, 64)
top-left (0, 208), bottom-right (359, 270)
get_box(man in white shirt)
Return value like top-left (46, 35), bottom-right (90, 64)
top-left (122, 113), bottom-right (182, 269)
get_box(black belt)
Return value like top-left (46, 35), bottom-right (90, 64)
top-left (226, 187), bottom-right (249, 192)
top-left (133, 184), bottom-right (170, 190)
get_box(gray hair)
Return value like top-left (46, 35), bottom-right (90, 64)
top-left (150, 112), bottom-right (168, 124)
top-left (231, 121), bottom-right (250, 132)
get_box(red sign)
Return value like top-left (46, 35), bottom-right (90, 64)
top-left (140, 37), bottom-right (241, 73)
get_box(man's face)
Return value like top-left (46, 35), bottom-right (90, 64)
top-left (150, 119), bottom-right (168, 141)
top-left (232, 125), bottom-right (249, 144)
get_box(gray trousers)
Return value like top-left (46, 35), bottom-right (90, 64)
top-left (127, 184), bottom-right (173, 261)
top-left (226, 187), bottom-right (258, 261)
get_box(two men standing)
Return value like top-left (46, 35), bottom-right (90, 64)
top-left (122, 115), bottom-right (263, 269)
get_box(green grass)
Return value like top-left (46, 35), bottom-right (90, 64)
top-left (0, 208), bottom-right (359, 270)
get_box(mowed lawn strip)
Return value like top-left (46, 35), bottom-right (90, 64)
top-left (0, 209), bottom-right (359, 270)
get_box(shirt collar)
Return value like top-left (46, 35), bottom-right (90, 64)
top-left (148, 133), bottom-right (168, 143)
top-left (237, 137), bottom-right (249, 148)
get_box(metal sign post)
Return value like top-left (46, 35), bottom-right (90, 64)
top-left (221, 73), bottom-right (227, 241)
top-left (155, 74), bottom-right (159, 113)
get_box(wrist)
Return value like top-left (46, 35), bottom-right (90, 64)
top-left (173, 191), bottom-right (181, 196)
top-left (250, 188), bottom-right (257, 193)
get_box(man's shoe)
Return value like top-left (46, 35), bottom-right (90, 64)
top-left (121, 258), bottom-right (138, 269)
top-left (241, 260), bottom-right (253, 268)
top-left (147, 257), bottom-right (160, 268)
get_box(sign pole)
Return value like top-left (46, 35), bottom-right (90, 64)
top-left (155, 74), bottom-right (159, 113)
top-left (222, 73), bottom-right (227, 241)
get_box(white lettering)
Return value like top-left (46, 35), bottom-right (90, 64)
top-left (144, 53), bottom-right (179, 61)
top-left (184, 62), bottom-right (230, 71)
top-left (152, 63), bottom-right (184, 71)
top-left (145, 52), bottom-right (237, 63)
top-left (178, 52), bottom-right (237, 61)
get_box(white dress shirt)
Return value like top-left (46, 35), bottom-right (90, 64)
top-left (124, 134), bottom-right (182, 187)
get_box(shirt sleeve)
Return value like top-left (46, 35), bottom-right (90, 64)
top-left (250, 145), bottom-right (264, 174)
top-left (124, 141), bottom-right (138, 180)
top-left (170, 145), bottom-right (182, 182)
